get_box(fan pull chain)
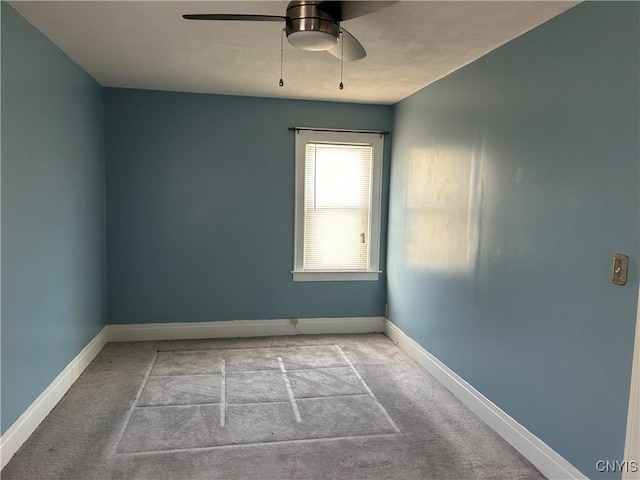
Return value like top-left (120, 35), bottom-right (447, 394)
top-left (339, 31), bottom-right (344, 90)
top-left (279, 28), bottom-right (285, 87)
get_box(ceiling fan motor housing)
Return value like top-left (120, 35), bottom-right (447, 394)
top-left (285, 1), bottom-right (340, 51)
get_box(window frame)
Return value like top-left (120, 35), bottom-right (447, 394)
top-left (292, 129), bottom-right (384, 282)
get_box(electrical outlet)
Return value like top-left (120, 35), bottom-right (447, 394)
top-left (290, 318), bottom-right (299, 326)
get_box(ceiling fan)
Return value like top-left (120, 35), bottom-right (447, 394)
top-left (183, 1), bottom-right (398, 62)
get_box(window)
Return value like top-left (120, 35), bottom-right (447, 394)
top-left (292, 129), bottom-right (383, 281)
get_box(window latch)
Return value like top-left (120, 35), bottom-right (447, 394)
top-left (360, 232), bottom-right (366, 244)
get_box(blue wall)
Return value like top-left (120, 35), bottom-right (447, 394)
top-left (1, 3), bottom-right (106, 433)
top-left (387, 2), bottom-right (639, 477)
top-left (104, 88), bottom-right (392, 324)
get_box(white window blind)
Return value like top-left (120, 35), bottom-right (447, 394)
top-left (303, 142), bottom-right (373, 271)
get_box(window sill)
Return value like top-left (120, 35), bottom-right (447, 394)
top-left (292, 270), bottom-right (381, 282)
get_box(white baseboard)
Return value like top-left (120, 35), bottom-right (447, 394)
top-left (0, 326), bottom-right (108, 470)
top-left (108, 316), bottom-right (385, 342)
top-left (383, 319), bottom-right (586, 480)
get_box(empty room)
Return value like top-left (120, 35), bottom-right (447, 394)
top-left (1, 1), bottom-right (639, 479)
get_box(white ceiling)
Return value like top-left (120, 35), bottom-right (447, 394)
top-left (10, 1), bottom-right (578, 104)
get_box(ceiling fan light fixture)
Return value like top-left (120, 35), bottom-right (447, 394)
top-left (183, 0), bottom-right (384, 60)
top-left (287, 30), bottom-right (338, 51)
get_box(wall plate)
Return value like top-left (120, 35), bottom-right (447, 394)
top-left (612, 253), bottom-right (629, 286)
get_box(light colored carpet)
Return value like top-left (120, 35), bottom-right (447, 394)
top-left (2, 334), bottom-right (545, 479)
top-left (115, 344), bottom-right (398, 454)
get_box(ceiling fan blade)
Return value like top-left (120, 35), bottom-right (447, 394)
top-left (317, 1), bottom-right (398, 21)
top-left (327, 27), bottom-right (366, 62)
top-left (182, 14), bottom-right (285, 22)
